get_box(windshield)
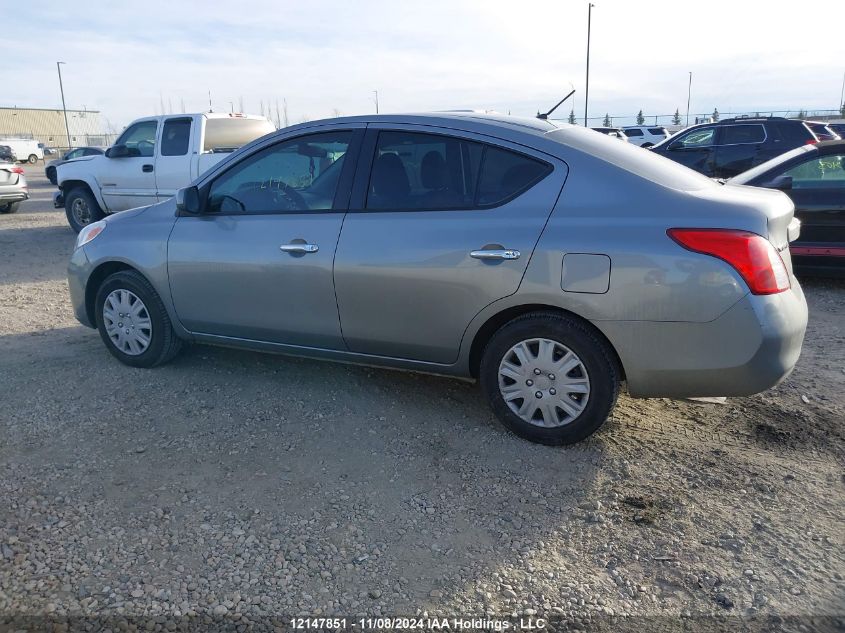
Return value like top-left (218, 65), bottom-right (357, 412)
top-left (728, 144), bottom-right (817, 185)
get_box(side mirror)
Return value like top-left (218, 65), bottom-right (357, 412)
top-left (175, 186), bottom-right (201, 214)
top-left (766, 175), bottom-right (793, 191)
top-left (105, 144), bottom-right (130, 158)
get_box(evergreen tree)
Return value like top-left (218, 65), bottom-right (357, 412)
top-left (712, 108), bottom-right (720, 122)
top-left (603, 113), bottom-right (612, 127)
top-left (672, 109), bottom-right (682, 125)
top-left (636, 109), bottom-right (645, 125)
top-left (568, 109), bottom-right (577, 125)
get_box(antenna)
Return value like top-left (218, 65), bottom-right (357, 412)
top-left (537, 89), bottom-right (576, 120)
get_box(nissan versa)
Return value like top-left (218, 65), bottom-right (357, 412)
top-left (67, 113), bottom-right (808, 445)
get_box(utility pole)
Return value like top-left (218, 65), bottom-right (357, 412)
top-left (840, 71), bottom-right (845, 114)
top-left (373, 90), bottom-right (379, 114)
top-left (56, 62), bottom-right (72, 150)
top-left (686, 71), bottom-right (692, 126)
top-left (584, 3), bottom-right (594, 126)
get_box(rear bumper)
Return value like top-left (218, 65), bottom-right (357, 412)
top-left (0, 191), bottom-right (28, 204)
top-left (595, 282), bottom-right (808, 398)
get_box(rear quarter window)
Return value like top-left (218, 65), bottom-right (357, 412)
top-left (476, 146), bottom-right (551, 206)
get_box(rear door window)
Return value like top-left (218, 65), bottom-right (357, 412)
top-left (719, 124), bottom-right (765, 145)
top-left (625, 128), bottom-right (644, 137)
top-left (365, 131), bottom-right (550, 211)
top-left (161, 118), bottom-right (192, 156)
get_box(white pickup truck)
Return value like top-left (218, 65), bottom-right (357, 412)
top-left (56, 112), bottom-right (276, 232)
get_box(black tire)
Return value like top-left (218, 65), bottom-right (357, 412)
top-left (64, 187), bottom-right (104, 233)
top-left (641, 143), bottom-right (654, 148)
top-left (94, 270), bottom-right (183, 368)
top-left (479, 312), bottom-right (620, 445)
top-left (46, 167), bottom-right (57, 185)
top-left (28, 154), bottom-right (38, 164)
top-left (0, 202), bottom-right (21, 214)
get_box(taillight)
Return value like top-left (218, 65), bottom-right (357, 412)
top-left (11, 166), bottom-right (24, 175)
top-left (804, 139), bottom-right (818, 145)
top-left (667, 228), bottom-right (790, 295)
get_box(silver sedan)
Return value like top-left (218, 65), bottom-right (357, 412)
top-left (0, 162), bottom-right (28, 214)
top-left (67, 113), bottom-right (807, 445)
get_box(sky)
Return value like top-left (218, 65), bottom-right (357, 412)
top-left (3, 0), bottom-right (844, 130)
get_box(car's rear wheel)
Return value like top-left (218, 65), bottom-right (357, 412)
top-left (0, 202), bottom-right (20, 214)
top-left (28, 154), bottom-right (38, 164)
top-left (479, 312), bottom-right (620, 445)
top-left (95, 270), bottom-right (183, 368)
top-left (641, 143), bottom-right (654, 148)
top-left (65, 187), bottom-right (104, 233)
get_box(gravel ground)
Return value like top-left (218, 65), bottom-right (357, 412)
top-left (1, 165), bottom-right (843, 630)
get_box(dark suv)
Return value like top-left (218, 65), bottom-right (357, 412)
top-left (650, 117), bottom-right (818, 178)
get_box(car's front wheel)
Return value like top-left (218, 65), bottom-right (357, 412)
top-left (65, 187), bottom-right (104, 233)
top-left (480, 312), bottom-right (620, 445)
top-left (94, 270), bottom-right (183, 368)
top-left (0, 202), bottom-right (20, 214)
top-left (46, 167), bottom-right (57, 185)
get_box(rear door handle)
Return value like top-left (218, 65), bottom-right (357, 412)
top-left (280, 243), bottom-right (319, 254)
top-left (142, 164), bottom-right (154, 173)
top-left (470, 249), bottom-right (521, 260)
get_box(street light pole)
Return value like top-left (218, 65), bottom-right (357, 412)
top-left (686, 71), bottom-right (692, 126)
top-left (584, 3), bottom-right (594, 126)
top-left (373, 90), bottom-right (379, 114)
top-left (56, 62), bottom-right (72, 150)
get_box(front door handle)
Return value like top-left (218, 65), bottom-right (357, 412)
top-left (280, 243), bottom-right (319, 254)
top-left (470, 249), bottom-right (521, 260)
top-left (142, 164), bottom-right (154, 173)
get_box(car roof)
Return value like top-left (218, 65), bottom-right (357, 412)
top-left (281, 112), bottom-right (561, 137)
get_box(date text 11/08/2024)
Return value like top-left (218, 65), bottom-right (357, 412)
top-left (290, 617), bottom-right (548, 631)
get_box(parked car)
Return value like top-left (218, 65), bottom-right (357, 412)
top-left (0, 138), bottom-right (44, 164)
top-left (728, 140), bottom-right (845, 277)
top-left (67, 113), bottom-right (807, 446)
top-left (45, 147), bottom-right (105, 185)
top-left (38, 143), bottom-right (57, 156)
top-left (622, 125), bottom-right (670, 147)
top-left (591, 127), bottom-right (629, 141)
top-left (0, 162), bottom-right (28, 213)
top-left (0, 145), bottom-right (16, 163)
top-left (649, 117), bottom-right (818, 178)
top-left (55, 112), bottom-right (276, 232)
top-left (805, 121), bottom-right (841, 141)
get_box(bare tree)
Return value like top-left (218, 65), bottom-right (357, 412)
top-left (283, 99), bottom-right (289, 127)
top-left (332, 108), bottom-right (341, 118)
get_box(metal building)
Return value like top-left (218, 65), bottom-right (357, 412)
top-left (0, 106), bottom-right (110, 150)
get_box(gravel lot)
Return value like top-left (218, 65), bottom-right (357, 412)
top-left (1, 165), bottom-right (843, 630)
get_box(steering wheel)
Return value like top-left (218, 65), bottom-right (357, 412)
top-left (270, 181), bottom-right (308, 211)
top-left (136, 140), bottom-right (155, 157)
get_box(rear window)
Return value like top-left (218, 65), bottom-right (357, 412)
top-left (720, 124), bottom-right (766, 145)
top-left (648, 127), bottom-right (668, 135)
top-left (203, 117), bottom-right (276, 153)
